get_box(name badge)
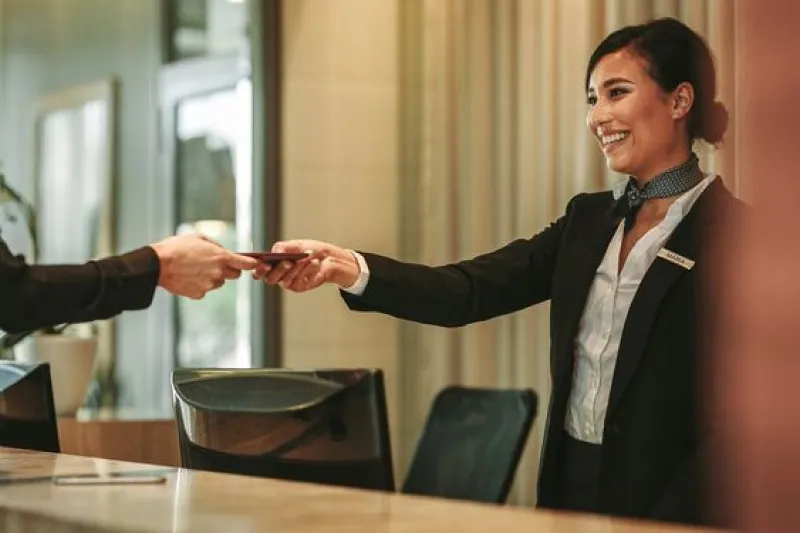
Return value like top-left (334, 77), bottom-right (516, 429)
top-left (657, 248), bottom-right (695, 270)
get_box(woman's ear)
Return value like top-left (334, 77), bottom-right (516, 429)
top-left (672, 82), bottom-right (695, 120)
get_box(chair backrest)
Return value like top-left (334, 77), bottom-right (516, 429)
top-left (0, 361), bottom-right (60, 453)
top-left (401, 385), bottom-right (537, 504)
top-left (172, 367), bottom-right (395, 492)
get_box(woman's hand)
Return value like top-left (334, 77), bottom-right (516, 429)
top-left (254, 239), bottom-right (360, 292)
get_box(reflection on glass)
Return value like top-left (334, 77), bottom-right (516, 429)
top-left (170, 0), bottom-right (250, 61)
top-left (38, 101), bottom-right (109, 264)
top-left (175, 81), bottom-right (252, 369)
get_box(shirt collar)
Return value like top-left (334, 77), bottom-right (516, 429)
top-left (612, 179), bottom-right (628, 200)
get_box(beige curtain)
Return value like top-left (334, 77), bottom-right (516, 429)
top-left (394, 0), bottom-right (736, 506)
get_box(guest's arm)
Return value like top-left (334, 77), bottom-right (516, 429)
top-left (0, 233), bottom-right (259, 333)
top-left (0, 241), bottom-right (159, 333)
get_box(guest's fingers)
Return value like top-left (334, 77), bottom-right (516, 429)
top-left (222, 267), bottom-right (242, 280)
top-left (252, 264), bottom-right (272, 281)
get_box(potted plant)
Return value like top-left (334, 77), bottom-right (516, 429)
top-left (0, 172), bottom-right (113, 413)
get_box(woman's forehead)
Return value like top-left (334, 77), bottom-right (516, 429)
top-left (588, 50), bottom-right (649, 90)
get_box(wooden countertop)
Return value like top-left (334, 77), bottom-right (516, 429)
top-left (0, 447), bottom-right (723, 533)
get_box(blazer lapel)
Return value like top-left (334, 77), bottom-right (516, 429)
top-left (552, 198), bottom-right (620, 388)
top-left (606, 180), bottom-right (723, 417)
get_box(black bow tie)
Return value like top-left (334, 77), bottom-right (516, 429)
top-left (615, 152), bottom-right (704, 232)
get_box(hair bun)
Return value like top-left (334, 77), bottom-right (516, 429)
top-left (702, 101), bottom-right (729, 145)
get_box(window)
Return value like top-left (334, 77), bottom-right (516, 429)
top-left (163, 0), bottom-right (255, 369)
top-left (169, 0), bottom-right (250, 62)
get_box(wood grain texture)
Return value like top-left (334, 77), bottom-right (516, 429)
top-left (57, 418), bottom-right (179, 467)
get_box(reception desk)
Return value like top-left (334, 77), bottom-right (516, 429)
top-left (57, 408), bottom-right (179, 467)
top-left (0, 447), bottom-right (724, 533)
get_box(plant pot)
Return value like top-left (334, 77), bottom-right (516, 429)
top-left (14, 335), bottom-right (98, 416)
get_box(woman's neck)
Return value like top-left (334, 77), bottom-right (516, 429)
top-left (631, 149), bottom-right (693, 187)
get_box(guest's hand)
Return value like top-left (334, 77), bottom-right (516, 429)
top-left (254, 239), bottom-right (360, 292)
top-left (150, 234), bottom-right (259, 299)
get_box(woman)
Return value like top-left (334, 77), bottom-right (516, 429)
top-left (257, 18), bottom-right (741, 526)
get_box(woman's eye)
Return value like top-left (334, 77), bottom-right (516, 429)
top-left (609, 87), bottom-right (628, 99)
top-left (587, 94), bottom-right (597, 105)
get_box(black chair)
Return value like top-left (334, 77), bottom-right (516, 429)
top-left (401, 385), bottom-right (537, 504)
top-left (171, 367), bottom-right (395, 491)
top-left (0, 361), bottom-right (60, 453)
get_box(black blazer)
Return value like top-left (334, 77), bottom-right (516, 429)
top-left (341, 178), bottom-right (741, 526)
top-left (0, 240), bottom-right (160, 333)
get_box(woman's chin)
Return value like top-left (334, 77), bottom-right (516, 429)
top-left (605, 156), bottom-right (633, 175)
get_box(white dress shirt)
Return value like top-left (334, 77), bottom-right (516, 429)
top-left (344, 175), bottom-right (717, 445)
top-left (565, 174), bottom-right (715, 444)
top-left (343, 250), bottom-right (371, 295)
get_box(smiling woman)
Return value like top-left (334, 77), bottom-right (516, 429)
top-left (259, 16), bottom-right (742, 528)
top-left (585, 18), bottom-right (728, 182)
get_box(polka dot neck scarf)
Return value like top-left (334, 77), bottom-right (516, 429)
top-left (618, 152), bottom-right (704, 232)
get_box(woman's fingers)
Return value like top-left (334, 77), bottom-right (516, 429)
top-left (287, 258), bottom-right (325, 292)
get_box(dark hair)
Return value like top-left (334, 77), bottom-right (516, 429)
top-left (585, 17), bottom-right (728, 145)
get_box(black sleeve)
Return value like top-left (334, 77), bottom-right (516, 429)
top-left (0, 239), bottom-right (160, 333)
top-left (339, 195), bottom-right (582, 327)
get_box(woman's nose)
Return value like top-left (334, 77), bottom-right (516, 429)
top-left (588, 102), bottom-right (612, 131)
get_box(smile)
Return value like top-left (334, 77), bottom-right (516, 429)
top-left (601, 131), bottom-right (630, 147)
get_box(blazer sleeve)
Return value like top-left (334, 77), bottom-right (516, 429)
top-left (0, 238), bottom-right (160, 333)
top-left (339, 195), bottom-right (583, 327)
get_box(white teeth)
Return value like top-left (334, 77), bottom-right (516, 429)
top-left (601, 132), bottom-right (629, 146)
